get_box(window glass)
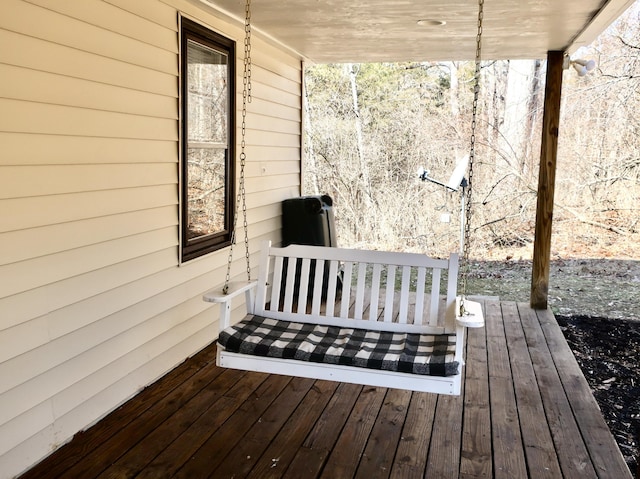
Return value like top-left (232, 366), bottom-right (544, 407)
top-left (186, 40), bottom-right (228, 240)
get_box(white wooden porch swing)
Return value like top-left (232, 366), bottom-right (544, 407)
top-left (204, 0), bottom-right (485, 395)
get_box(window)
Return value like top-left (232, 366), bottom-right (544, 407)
top-left (180, 17), bottom-right (235, 262)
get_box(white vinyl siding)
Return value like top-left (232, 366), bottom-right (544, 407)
top-left (0, 0), bottom-right (302, 477)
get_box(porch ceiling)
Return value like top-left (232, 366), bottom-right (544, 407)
top-left (193, 0), bottom-right (635, 63)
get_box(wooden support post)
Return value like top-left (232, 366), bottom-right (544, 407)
top-left (531, 51), bottom-right (564, 309)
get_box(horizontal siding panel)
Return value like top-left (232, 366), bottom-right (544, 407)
top-left (53, 319), bottom-right (213, 427)
top-left (246, 160), bottom-right (300, 178)
top-left (45, 252), bottom-right (229, 342)
top-left (0, 309), bottom-right (213, 461)
top-left (0, 274), bottom-right (221, 423)
top-left (0, 64), bottom-right (177, 119)
top-left (0, 422), bottom-right (55, 479)
top-left (108, 0), bottom-right (178, 30)
top-left (0, 206), bottom-right (176, 265)
top-left (249, 39), bottom-right (303, 82)
top-left (0, 255), bottom-right (196, 362)
top-left (25, 0), bottom-right (178, 52)
top-left (48, 320), bottom-right (213, 459)
top-left (0, 164), bottom-right (176, 200)
top-left (1, 226), bottom-right (246, 335)
top-left (0, 0), bottom-right (176, 75)
top-left (243, 145), bottom-right (300, 164)
top-left (249, 97), bottom-right (301, 122)
top-left (250, 64), bottom-right (301, 94)
top-left (243, 215), bottom-right (281, 242)
top-left (214, 220), bottom-right (278, 265)
top-left (224, 205), bottom-right (282, 256)
top-left (0, 248), bottom-right (177, 331)
top-left (0, 133), bottom-right (176, 166)
top-left (245, 112), bottom-right (300, 135)
top-left (0, 316), bottom-right (48, 364)
top-left (259, 150), bottom-right (302, 165)
top-left (0, 323), bottom-right (213, 478)
top-left (244, 202), bottom-right (282, 226)
top-left (243, 129), bottom-right (300, 148)
top-left (247, 173), bottom-right (300, 194)
top-left (0, 402), bottom-right (53, 457)
top-left (242, 82), bottom-right (301, 109)
top-left (0, 30), bottom-right (176, 97)
top-left (50, 300), bottom-right (215, 422)
top-left (1, 185), bottom-right (177, 233)
top-left (246, 185), bottom-right (301, 208)
top-left (0, 99), bottom-right (177, 140)
top-left (0, 227), bottom-right (176, 299)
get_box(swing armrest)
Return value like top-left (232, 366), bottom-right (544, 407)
top-left (204, 281), bottom-right (258, 332)
top-left (203, 280), bottom-right (257, 304)
top-left (455, 297), bottom-right (485, 328)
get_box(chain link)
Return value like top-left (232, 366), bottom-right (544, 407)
top-left (460, 0), bottom-right (483, 311)
top-left (223, 0), bottom-right (253, 294)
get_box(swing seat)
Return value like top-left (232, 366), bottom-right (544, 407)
top-left (204, 241), bottom-right (484, 395)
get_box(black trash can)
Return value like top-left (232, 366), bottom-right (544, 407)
top-left (282, 194), bottom-right (337, 247)
top-left (281, 195), bottom-right (340, 301)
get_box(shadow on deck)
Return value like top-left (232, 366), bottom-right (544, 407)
top-left (19, 299), bottom-right (632, 478)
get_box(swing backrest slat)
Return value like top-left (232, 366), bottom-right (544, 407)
top-left (254, 241), bottom-right (459, 334)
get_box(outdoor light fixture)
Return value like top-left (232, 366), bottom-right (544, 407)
top-left (563, 55), bottom-right (597, 76)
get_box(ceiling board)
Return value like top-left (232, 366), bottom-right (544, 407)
top-left (193, 0), bottom-right (636, 62)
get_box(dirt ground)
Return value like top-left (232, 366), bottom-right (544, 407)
top-left (466, 257), bottom-right (640, 475)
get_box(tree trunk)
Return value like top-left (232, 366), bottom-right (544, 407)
top-left (449, 61), bottom-right (460, 119)
top-left (303, 69), bottom-right (320, 195)
top-left (346, 63), bottom-right (373, 235)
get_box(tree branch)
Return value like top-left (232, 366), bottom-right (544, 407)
top-left (555, 203), bottom-right (628, 235)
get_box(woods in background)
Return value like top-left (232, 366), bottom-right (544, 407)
top-left (303, 2), bottom-right (639, 260)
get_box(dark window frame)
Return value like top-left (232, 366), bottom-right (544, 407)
top-left (180, 17), bottom-right (236, 262)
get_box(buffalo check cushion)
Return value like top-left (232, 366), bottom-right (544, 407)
top-left (218, 315), bottom-right (459, 377)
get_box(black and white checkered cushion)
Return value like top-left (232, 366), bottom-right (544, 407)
top-left (218, 315), bottom-right (459, 377)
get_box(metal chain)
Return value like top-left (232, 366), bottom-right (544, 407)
top-left (460, 0), bottom-right (483, 311)
top-left (223, 0), bottom-right (252, 294)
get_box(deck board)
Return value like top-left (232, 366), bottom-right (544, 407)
top-left (486, 300), bottom-right (529, 479)
top-left (96, 367), bottom-right (249, 478)
top-left (284, 382), bottom-right (362, 478)
top-left (19, 300), bottom-right (633, 479)
top-left (517, 303), bottom-right (598, 479)
top-left (357, 388), bottom-right (412, 479)
top-left (320, 385), bottom-right (387, 478)
top-left (173, 374), bottom-right (292, 479)
top-left (503, 301), bottom-right (563, 479)
top-left (460, 307), bottom-right (492, 479)
top-left (246, 380), bottom-right (339, 479)
top-left (389, 391), bottom-right (438, 479)
top-left (425, 384), bottom-right (464, 477)
top-left (536, 307), bottom-right (633, 479)
top-left (211, 376), bottom-right (316, 478)
top-left (27, 344), bottom-right (220, 478)
top-left (135, 374), bottom-right (266, 479)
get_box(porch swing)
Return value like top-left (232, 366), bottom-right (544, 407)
top-left (204, 0), bottom-right (485, 395)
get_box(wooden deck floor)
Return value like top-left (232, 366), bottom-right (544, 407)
top-left (20, 300), bottom-right (632, 479)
